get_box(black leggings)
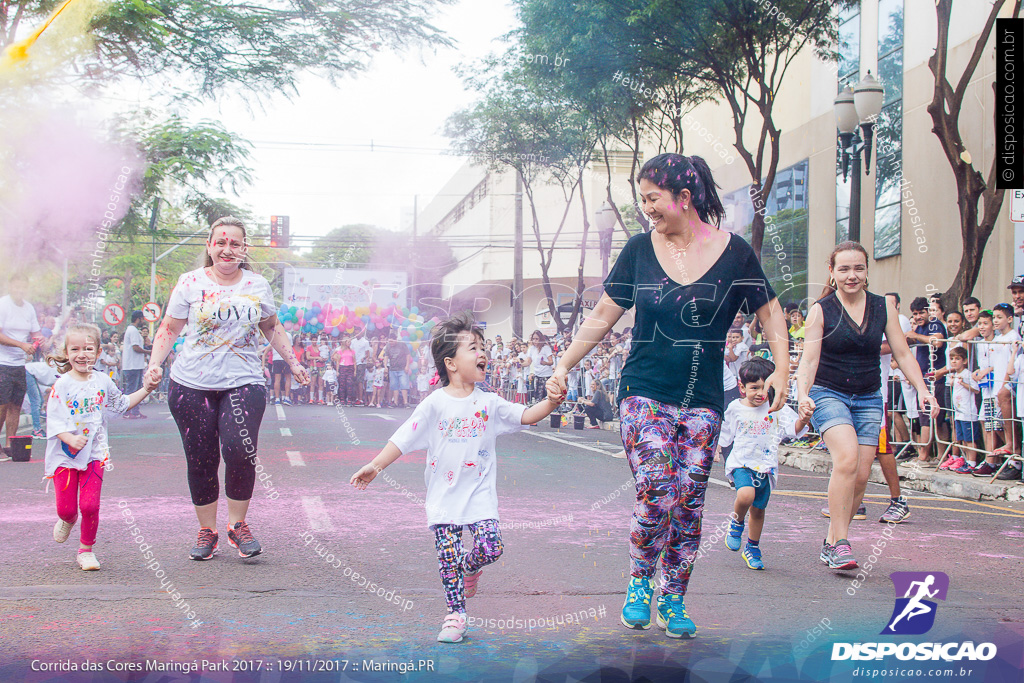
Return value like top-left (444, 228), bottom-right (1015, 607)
top-left (169, 380), bottom-right (267, 506)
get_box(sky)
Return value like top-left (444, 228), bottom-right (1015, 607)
top-left (177, 0), bottom-right (519, 238)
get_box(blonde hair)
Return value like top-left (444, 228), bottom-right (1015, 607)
top-left (202, 216), bottom-right (252, 270)
top-left (46, 323), bottom-right (102, 374)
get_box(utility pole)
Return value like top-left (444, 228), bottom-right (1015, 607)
top-left (513, 171), bottom-right (524, 340)
top-left (411, 194), bottom-right (418, 309)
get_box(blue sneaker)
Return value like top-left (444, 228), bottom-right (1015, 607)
top-left (725, 519), bottom-right (744, 551)
top-left (742, 542), bottom-right (765, 570)
top-left (656, 593), bottom-right (696, 638)
top-left (620, 575), bottom-right (653, 629)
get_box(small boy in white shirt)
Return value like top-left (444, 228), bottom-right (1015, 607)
top-left (322, 366), bottom-right (338, 405)
top-left (724, 327), bottom-right (749, 379)
top-left (944, 346), bottom-right (980, 472)
top-left (717, 357), bottom-right (810, 570)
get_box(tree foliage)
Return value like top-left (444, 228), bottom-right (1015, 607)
top-left (1, 0), bottom-right (455, 97)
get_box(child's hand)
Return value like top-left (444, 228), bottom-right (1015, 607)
top-left (350, 463), bottom-right (380, 489)
top-left (713, 448), bottom-right (722, 463)
top-left (66, 433), bottom-right (88, 450)
top-left (143, 373), bottom-right (160, 391)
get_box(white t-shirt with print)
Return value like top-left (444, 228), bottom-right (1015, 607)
top-left (0, 295), bottom-right (39, 366)
top-left (526, 344), bottom-right (554, 378)
top-left (167, 269), bottom-right (276, 390)
top-left (719, 400), bottom-right (806, 490)
top-left (388, 387), bottom-right (526, 526)
top-left (45, 371), bottom-right (130, 477)
top-left (351, 336), bottom-right (371, 365)
top-left (950, 369), bottom-right (980, 423)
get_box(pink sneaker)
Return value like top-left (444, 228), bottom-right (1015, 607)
top-left (940, 456), bottom-right (965, 471)
top-left (437, 612), bottom-right (467, 643)
top-left (464, 569), bottom-right (483, 598)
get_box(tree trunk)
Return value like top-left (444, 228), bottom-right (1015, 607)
top-left (566, 172), bottom-right (591, 332)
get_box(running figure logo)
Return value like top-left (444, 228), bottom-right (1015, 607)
top-left (881, 571), bottom-right (949, 635)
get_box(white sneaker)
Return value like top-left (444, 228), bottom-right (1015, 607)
top-left (76, 551), bottom-right (100, 571)
top-left (436, 612), bottom-right (467, 643)
top-left (54, 516), bottom-right (78, 543)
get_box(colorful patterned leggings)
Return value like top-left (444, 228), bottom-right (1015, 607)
top-left (432, 519), bottom-right (503, 613)
top-left (618, 396), bottom-right (721, 596)
top-left (54, 461), bottom-right (105, 546)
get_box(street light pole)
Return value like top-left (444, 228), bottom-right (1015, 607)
top-left (835, 72), bottom-right (884, 245)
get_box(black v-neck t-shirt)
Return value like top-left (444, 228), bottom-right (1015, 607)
top-left (604, 231), bottom-right (775, 415)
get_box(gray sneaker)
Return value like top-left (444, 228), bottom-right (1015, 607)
top-left (819, 538), bottom-right (832, 565)
top-left (226, 520), bottom-right (262, 558)
top-left (879, 497), bottom-right (910, 523)
top-left (190, 527), bottom-right (218, 560)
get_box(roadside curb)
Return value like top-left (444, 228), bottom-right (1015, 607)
top-left (779, 446), bottom-right (1024, 503)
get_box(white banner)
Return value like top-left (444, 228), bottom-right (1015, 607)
top-left (282, 267), bottom-right (407, 311)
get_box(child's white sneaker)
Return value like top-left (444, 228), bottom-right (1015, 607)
top-left (76, 551), bottom-right (100, 571)
top-left (436, 612), bottom-right (467, 643)
top-left (54, 516), bottom-right (78, 543)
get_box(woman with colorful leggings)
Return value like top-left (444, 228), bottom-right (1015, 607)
top-left (548, 154), bottom-right (790, 638)
top-left (147, 216), bottom-right (308, 561)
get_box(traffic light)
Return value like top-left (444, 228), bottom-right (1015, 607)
top-left (270, 215), bottom-right (290, 248)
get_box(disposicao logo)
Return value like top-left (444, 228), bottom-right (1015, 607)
top-left (832, 572), bottom-right (997, 662)
top-left (882, 571), bottom-right (948, 635)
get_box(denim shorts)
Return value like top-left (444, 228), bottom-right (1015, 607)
top-left (389, 370), bottom-right (408, 391)
top-left (808, 385), bottom-right (883, 446)
top-left (955, 420), bottom-right (980, 443)
top-left (731, 467), bottom-right (771, 509)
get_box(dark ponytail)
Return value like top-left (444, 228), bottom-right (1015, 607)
top-left (687, 156), bottom-right (725, 227)
top-left (637, 153), bottom-right (726, 227)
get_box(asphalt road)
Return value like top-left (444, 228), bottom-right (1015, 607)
top-left (1, 400), bottom-right (1022, 683)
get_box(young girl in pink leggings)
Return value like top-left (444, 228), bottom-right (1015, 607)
top-left (45, 324), bottom-right (155, 571)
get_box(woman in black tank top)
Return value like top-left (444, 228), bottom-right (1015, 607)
top-left (796, 242), bottom-right (936, 572)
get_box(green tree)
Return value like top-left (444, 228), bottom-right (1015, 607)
top-left (1, 0), bottom-right (454, 97)
top-left (927, 0), bottom-right (1021, 310)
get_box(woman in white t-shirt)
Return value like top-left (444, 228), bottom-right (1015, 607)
top-left (350, 312), bottom-right (560, 643)
top-left (146, 217), bottom-right (309, 561)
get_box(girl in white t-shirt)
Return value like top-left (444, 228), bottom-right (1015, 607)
top-left (45, 324), bottom-right (155, 570)
top-left (350, 313), bottom-right (560, 644)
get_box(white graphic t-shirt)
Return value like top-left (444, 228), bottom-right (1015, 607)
top-left (388, 387), bottom-right (526, 526)
top-left (167, 268), bottom-right (276, 390)
top-left (719, 400), bottom-right (806, 489)
top-left (45, 371), bottom-right (130, 477)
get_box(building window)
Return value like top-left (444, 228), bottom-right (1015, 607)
top-left (874, 0), bottom-right (904, 259)
top-left (721, 159), bottom-right (810, 307)
top-left (836, 4), bottom-right (860, 244)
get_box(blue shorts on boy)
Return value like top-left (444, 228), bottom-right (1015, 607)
top-left (719, 400), bottom-right (807, 500)
top-left (731, 466), bottom-right (771, 509)
top-left (954, 420), bottom-right (980, 443)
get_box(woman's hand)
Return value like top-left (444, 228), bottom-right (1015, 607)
top-left (350, 463), bottom-right (380, 489)
top-left (763, 369), bottom-right (790, 412)
top-left (919, 391), bottom-right (939, 418)
top-left (290, 363), bottom-right (310, 385)
top-left (547, 368), bottom-right (568, 402)
top-left (798, 395), bottom-right (816, 420)
top-left (144, 364), bottom-right (163, 388)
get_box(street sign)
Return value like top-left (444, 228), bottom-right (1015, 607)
top-left (270, 215), bottom-right (290, 247)
top-left (102, 304), bottom-right (125, 327)
top-left (1011, 189), bottom-right (1024, 222)
top-left (142, 302), bottom-right (162, 322)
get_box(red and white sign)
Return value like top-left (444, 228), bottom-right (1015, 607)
top-left (102, 304), bottom-right (125, 327)
top-left (142, 302), bottom-right (162, 322)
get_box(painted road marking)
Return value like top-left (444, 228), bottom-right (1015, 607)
top-left (301, 496), bottom-right (335, 532)
top-left (527, 431), bottom-right (617, 454)
top-left (276, 404), bottom-right (286, 421)
top-left (286, 450), bottom-right (305, 467)
top-left (364, 413), bottom-right (397, 421)
top-left (280, 427), bottom-right (292, 436)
